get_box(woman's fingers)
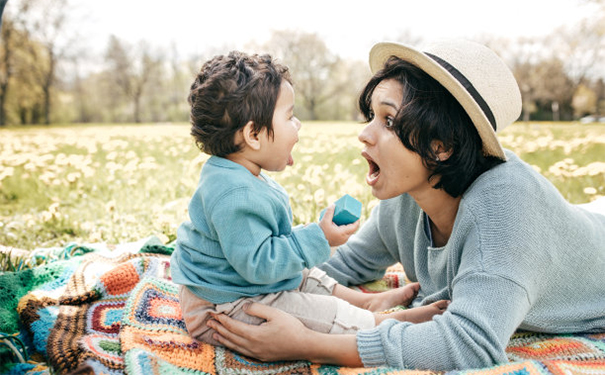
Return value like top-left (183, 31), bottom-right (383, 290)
top-left (208, 315), bottom-right (261, 358)
top-left (207, 303), bottom-right (310, 362)
top-left (211, 328), bottom-right (253, 357)
top-left (243, 302), bottom-right (276, 320)
top-left (207, 303), bottom-right (289, 358)
top-left (209, 313), bottom-right (252, 343)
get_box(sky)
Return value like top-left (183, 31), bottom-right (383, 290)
top-left (65, 0), bottom-right (597, 61)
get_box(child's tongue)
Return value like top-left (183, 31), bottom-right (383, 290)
top-left (287, 154), bottom-right (294, 166)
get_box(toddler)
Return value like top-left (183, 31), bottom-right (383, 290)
top-left (170, 51), bottom-right (447, 346)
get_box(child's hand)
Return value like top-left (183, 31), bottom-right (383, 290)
top-left (319, 204), bottom-right (360, 247)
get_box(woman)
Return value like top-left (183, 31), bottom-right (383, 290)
top-left (206, 39), bottom-right (605, 371)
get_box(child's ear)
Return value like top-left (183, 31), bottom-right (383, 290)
top-left (241, 121), bottom-right (262, 151)
top-left (431, 140), bottom-right (453, 162)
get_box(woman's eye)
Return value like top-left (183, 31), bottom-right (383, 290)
top-left (368, 111), bottom-right (375, 121)
top-left (386, 117), bottom-right (394, 128)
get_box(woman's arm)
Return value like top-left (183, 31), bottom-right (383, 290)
top-left (207, 302), bottom-right (364, 367)
top-left (208, 273), bottom-right (531, 370)
top-left (319, 199), bottom-right (411, 286)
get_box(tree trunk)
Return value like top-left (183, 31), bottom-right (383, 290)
top-left (19, 106), bottom-right (27, 125)
top-left (552, 101), bottom-right (560, 122)
top-left (0, 18), bottom-right (13, 126)
top-left (134, 95), bottom-right (141, 123)
top-left (32, 103), bottom-right (42, 124)
top-left (0, 91), bottom-right (5, 126)
top-left (44, 86), bottom-right (51, 125)
top-left (43, 55), bottom-right (55, 125)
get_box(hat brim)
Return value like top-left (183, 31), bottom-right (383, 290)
top-left (369, 42), bottom-right (506, 160)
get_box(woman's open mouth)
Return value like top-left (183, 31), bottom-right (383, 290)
top-left (362, 151), bottom-right (380, 186)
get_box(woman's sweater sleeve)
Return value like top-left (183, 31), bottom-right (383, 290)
top-left (357, 272), bottom-right (531, 370)
top-left (210, 188), bottom-right (330, 285)
top-left (319, 203), bottom-right (399, 286)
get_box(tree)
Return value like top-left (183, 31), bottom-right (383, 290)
top-left (17, 0), bottom-right (75, 124)
top-left (534, 58), bottom-right (574, 121)
top-left (68, 54), bottom-right (93, 123)
top-left (594, 78), bottom-right (605, 115)
top-left (0, 6), bottom-right (47, 125)
top-left (13, 43), bottom-right (44, 124)
top-left (105, 35), bottom-right (164, 123)
top-left (572, 84), bottom-right (597, 117)
top-left (163, 42), bottom-right (190, 122)
top-left (549, 22), bottom-right (604, 87)
top-left (0, 16), bottom-right (16, 126)
top-left (264, 30), bottom-right (343, 121)
top-left (0, 0), bottom-right (6, 29)
top-left (320, 59), bottom-right (371, 121)
top-left (508, 37), bottom-right (548, 121)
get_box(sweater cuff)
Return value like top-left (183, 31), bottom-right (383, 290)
top-left (356, 326), bottom-right (388, 367)
top-left (291, 222), bottom-right (330, 267)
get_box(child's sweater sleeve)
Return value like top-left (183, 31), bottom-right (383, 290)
top-left (209, 187), bottom-right (330, 285)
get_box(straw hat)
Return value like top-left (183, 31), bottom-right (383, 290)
top-left (369, 39), bottom-right (522, 160)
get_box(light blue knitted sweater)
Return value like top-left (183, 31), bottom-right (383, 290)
top-left (171, 156), bottom-right (330, 304)
top-left (320, 150), bottom-right (605, 370)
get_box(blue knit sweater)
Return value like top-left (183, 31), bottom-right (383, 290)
top-left (171, 156), bottom-right (330, 304)
top-left (320, 150), bottom-right (605, 370)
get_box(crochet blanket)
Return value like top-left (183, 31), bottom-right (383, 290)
top-left (2, 237), bottom-right (605, 375)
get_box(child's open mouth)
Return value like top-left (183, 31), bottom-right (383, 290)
top-left (362, 151), bottom-right (380, 186)
top-left (288, 139), bottom-right (298, 167)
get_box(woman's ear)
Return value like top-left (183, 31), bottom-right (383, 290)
top-left (241, 121), bottom-right (262, 151)
top-left (432, 140), bottom-right (453, 162)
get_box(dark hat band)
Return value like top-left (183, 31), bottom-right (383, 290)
top-left (425, 52), bottom-right (497, 131)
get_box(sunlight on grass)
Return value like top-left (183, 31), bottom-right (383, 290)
top-left (1, 121), bottom-right (604, 252)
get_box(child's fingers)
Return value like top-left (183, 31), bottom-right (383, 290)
top-left (407, 282), bottom-right (420, 293)
top-left (340, 220), bottom-right (360, 235)
top-left (431, 300), bottom-right (450, 311)
top-left (320, 204), bottom-right (336, 222)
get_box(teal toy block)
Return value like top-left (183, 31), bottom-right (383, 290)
top-left (319, 194), bottom-right (362, 225)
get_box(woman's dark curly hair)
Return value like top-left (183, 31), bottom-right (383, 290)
top-left (359, 56), bottom-right (503, 198)
top-left (188, 51), bottom-right (292, 157)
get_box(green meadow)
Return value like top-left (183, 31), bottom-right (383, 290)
top-left (1, 122), bottom-right (604, 266)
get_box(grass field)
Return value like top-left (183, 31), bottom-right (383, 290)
top-left (1, 121), bottom-right (604, 260)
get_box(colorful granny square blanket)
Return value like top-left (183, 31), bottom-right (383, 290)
top-left (2, 237), bottom-right (605, 375)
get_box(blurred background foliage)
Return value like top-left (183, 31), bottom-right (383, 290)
top-left (1, 122), bottom-right (604, 252)
top-left (0, 0), bottom-right (604, 127)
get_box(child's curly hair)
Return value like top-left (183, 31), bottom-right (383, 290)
top-left (188, 51), bottom-right (292, 157)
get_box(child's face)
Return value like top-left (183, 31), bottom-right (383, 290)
top-left (258, 81), bottom-right (301, 172)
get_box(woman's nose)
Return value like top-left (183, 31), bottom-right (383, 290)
top-left (358, 122), bottom-right (373, 145)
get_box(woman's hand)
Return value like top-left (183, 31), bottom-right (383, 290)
top-left (207, 302), bottom-right (312, 362)
top-left (207, 302), bottom-right (363, 367)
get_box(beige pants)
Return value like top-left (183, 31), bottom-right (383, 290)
top-left (179, 267), bottom-right (375, 346)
